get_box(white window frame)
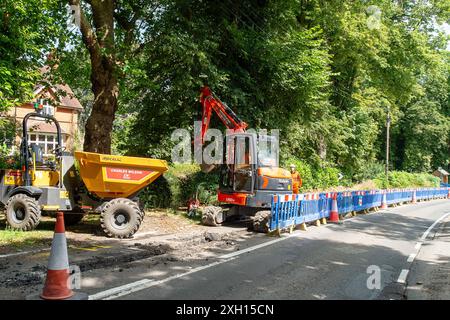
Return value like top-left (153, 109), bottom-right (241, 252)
top-left (27, 133), bottom-right (64, 156)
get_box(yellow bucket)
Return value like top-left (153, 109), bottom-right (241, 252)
top-left (74, 151), bottom-right (168, 199)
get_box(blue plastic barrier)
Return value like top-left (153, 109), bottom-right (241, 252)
top-left (337, 192), bottom-right (353, 215)
top-left (268, 187), bottom-right (449, 232)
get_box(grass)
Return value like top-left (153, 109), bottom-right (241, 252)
top-left (0, 213), bottom-right (103, 252)
top-left (0, 211), bottom-right (54, 251)
top-left (0, 227), bottom-right (53, 250)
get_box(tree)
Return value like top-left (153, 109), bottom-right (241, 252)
top-left (0, 0), bottom-right (65, 110)
top-left (114, 0), bottom-right (335, 165)
top-left (58, 0), bottom-right (448, 179)
top-left (67, 0), bottom-right (157, 153)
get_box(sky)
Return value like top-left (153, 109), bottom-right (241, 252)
top-left (438, 23), bottom-right (450, 50)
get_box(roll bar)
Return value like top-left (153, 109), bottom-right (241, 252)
top-left (22, 112), bottom-right (63, 187)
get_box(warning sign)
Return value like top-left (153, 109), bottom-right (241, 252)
top-left (106, 167), bottom-right (152, 181)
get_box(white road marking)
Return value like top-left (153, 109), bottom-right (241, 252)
top-left (407, 253), bottom-right (416, 263)
top-left (420, 212), bottom-right (450, 241)
top-left (89, 257), bottom-right (236, 300)
top-left (397, 269), bottom-right (409, 284)
top-left (88, 279), bottom-right (152, 300)
top-left (219, 235), bottom-right (292, 259)
top-left (414, 242), bottom-right (422, 250)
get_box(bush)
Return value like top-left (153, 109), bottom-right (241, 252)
top-left (373, 171), bottom-right (440, 188)
top-left (283, 158), bottom-right (314, 191)
top-left (0, 143), bottom-right (20, 170)
top-left (139, 163), bottom-right (219, 209)
top-left (283, 157), bottom-right (342, 191)
top-left (138, 175), bottom-right (172, 208)
top-left (354, 161), bottom-right (385, 183)
top-left (316, 167), bottom-right (340, 189)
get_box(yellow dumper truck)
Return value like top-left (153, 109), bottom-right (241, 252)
top-left (0, 110), bottom-right (168, 238)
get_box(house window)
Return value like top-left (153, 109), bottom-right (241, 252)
top-left (28, 133), bottom-right (63, 155)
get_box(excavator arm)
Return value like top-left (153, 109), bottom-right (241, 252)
top-left (199, 86), bottom-right (248, 144)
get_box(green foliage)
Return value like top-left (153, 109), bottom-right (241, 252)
top-left (283, 158), bottom-right (314, 191)
top-left (0, 118), bottom-right (19, 170)
top-left (0, 144), bottom-right (20, 170)
top-left (316, 167), bottom-right (340, 190)
top-left (113, 0), bottom-right (448, 179)
top-left (373, 171), bottom-right (440, 189)
top-left (139, 163), bottom-right (219, 209)
top-left (1, 1), bottom-right (448, 185)
top-left (0, 0), bottom-right (68, 110)
top-left (354, 161), bottom-right (386, 183)
top-left (283, 157), bottom-right (341, 191)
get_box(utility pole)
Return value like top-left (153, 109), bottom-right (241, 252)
top-left (385, 109), bottom-right (391, 186)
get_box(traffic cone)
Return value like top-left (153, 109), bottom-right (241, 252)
top-left (328, 193), bottom-right (341, 223)
top-left (380, 191), bottom-right (388, 210)
top-left (412, 190), bottom-right (417, 204)
top-left (41, 212), bottom-right (74, 300)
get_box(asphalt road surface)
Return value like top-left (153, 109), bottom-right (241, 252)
top-left (88, 199), bottom-right (450, 300)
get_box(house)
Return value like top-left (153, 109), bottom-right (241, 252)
top-left (432, 167), bottom-right (449, 185)
top-left (1, 70), bottom-right (83, 155)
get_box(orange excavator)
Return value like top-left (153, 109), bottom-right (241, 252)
top-left (198, 87), bottom-right (293, 231)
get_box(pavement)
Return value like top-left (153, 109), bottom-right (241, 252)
top-left (0, 198), bottom-right (449, 300)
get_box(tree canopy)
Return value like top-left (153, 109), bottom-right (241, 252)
top-left (1, 0), bottom-right (449, 180)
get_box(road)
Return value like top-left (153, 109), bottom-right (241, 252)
top-left (86, 198), bottom-right (450, 300)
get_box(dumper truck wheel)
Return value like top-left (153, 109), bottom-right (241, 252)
top-left (6, 194), bottom-right (41, 231)
top-left (100, 198), bottom-right (143, 238)
top-left (201, 206), bottom-right (224, 226)
top-left (252, 210), bottom-right (271, 233)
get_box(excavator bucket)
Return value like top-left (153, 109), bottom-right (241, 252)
top-left (74, 151), bottom-right (168, 199)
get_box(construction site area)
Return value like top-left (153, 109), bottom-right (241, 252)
top-left (1, 0), bottom-right (450, 307)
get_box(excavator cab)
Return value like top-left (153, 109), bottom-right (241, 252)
top-left (218, 132), bottom-right (291, 207)
top-left (221, 133), bottom-right (256, 194)
top-left (221, 132), bottom-right (279, 193)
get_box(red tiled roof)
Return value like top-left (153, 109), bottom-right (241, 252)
top-left (35, 66), bottom-right (83, 110)
top-left (51, 84), bottom-right (83, 110)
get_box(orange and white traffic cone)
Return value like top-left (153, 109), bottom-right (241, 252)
top-left (328, 193), bottom-right (341, 224)
top-left (40, 212), bottom-right (74, 300)
top-left (380, 191), bottom-right (388, 210)
top-left (25, 212), bottom-right (88, 300)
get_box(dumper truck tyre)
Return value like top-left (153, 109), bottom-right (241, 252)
top-left (201, 206), bottom-right (224, 226)
top-left (5, 194), bottom-right (41, 231)
top-left (100, 198), bottom-right (143, 238)
top-left (252, 210), bottom-right (271, 233)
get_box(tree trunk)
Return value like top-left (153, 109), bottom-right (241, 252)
top-left (69, 0), bottom-right (117, 154)
top-left (83, 62), bottom-right (118, 153)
